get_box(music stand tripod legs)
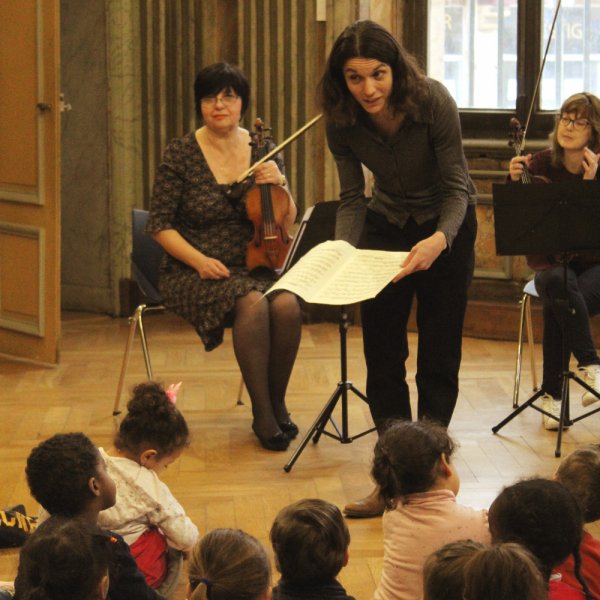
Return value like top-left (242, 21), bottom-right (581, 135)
top-left (492, 261), bottom-right (600, 457)
top-left (283, 307), bottom-right (376, 472)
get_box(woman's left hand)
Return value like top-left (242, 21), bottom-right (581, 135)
top-left (582, 147), bottom-right (600, 180)
top-left (254, 160), bottom-right (286, 186)
top-left (393, 232), bottom-right (447, 282)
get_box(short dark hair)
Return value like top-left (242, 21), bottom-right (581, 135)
top-left (463, 543), bottom-right (546, 600)
top-left (488, 479), bottom-right (584, 580)
top-left (26, 433), bottom-right (99, 517)
top-left (270, 498), bottom-right (350, 586)
top-left (193, 62), bottom-right (250, 118)
top-left (318, 19), bottom-right (428, 127)
top-left (114, 381), bottom-right (190, 459)
top-left (423, 539), bottom-right (486, 600)
top-left (371, 419), bottom-right (455, 509)
top-left (556, 444), bottom-right (600, 522)
top-left (16, 517), bottom-right (112, 600)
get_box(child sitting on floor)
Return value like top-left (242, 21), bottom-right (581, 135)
top-left (25, 432), bottom-right (164, 600)
top-left (554, 445), bottom-right (600, 598)
top-left (462, 542), bottom-right (546, 600)
top-left (422, 539), bottom-right (486, 600)
top-left (371, 419), bottom-right (490, 600)
top-left (14, 518), bottom-right (112, 600)
top-left (98, 381), bottom-right (198, 593)
top-left (489, 478), bottom-right (592, 599)
top-left (269, 498), bottom-right (355, 599)
top-left (187, 528), bottom-right (271, 600)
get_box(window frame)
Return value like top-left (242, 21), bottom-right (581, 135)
top-left (403, 0), bottom-right (557, 140)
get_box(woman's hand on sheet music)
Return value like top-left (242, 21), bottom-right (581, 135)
top-left (392, 232), bottom-right (447, 282)
top-left (582, 147), bottom-right (600, 180)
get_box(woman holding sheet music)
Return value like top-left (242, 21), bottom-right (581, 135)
top-left (508, 92), bottom-right (600, 431)
top-left (319, 20), bottom-right (477, 517)
top-left (147, 63), bottom-right (301, 452)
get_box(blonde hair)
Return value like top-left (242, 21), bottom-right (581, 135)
top-left (188, 529), bottom-right (270, 600)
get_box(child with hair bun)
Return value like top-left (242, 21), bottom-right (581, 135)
top-left (187, 528), bottom-right (271, 600)
top-left (98, 381), bottom-right (198, 594)
top-left (371, 419), bottom-right (490, 600)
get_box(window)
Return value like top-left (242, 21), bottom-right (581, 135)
top-left (404, 0), bottom-right (600, 138)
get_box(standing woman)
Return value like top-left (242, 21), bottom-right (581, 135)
top-left (509, 92), bottom-right (600, 430)
top-left (147, 62), bottom-right (302, 452)
top-left (319, 20), bottom-right (477, 517)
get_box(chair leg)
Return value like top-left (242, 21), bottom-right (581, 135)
top-left (524, 293), bottom-right (538, 392)
top-left (113, 305), bottom-right (144, 416)
top-left (138, 307), bottom-right (154, 380)
top-left (236, 375), bottom-right (245, 406)
top-left (512, 293), bottom-right (529, 408)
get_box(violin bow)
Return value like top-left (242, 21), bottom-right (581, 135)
top-left (233, 113), bottom-right (323, 185)
top-left (520, 0), bottom-right (561, 152)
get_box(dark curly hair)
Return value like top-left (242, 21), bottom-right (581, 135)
top-left (270, 498), bottom-right (350, 586)
top-left (193, 62), bottom-right (250, 118)
top-left (318, 19), bottom-right (428, 128)
top-left (556, 444), bottom-right (600, 522)
top-left (488, 478), bottom-right (591, 598)
top-left (25, 433), bottom-right (99, 517)
top-left (15, 517), bottom-right (112, 600)
top-left (371, 419), bottom-right (455, 509)
top-left (114, 381), bottom-right (190, 459)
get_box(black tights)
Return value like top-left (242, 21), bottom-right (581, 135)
top-left (232, 291), bottom-right (302, 439)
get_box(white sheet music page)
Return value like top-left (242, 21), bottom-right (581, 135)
top-left (265, 240), bottom-right (408, 305)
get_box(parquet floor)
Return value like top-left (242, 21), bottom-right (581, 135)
top-left (1, 311), bottom-right (600, 598)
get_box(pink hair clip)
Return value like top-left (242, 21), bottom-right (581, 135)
top-left (165, 382), bottom-right (182, 404)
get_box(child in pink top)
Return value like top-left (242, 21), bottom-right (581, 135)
top-left (371, 420), bottom-right (490, 600)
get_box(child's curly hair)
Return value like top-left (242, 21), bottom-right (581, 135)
top-left (114, 381), bottom-right (190, 459)
top-left (372, 419), bottom-right (455, 509)
top-left (26, 433), bottom-right (100, 517)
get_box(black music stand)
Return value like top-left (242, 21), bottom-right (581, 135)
top-left (491, 181), bottom-right (600, 456)
top-left (281, 201), bottom-right (375, 472)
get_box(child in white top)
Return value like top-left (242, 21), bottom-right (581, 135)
top-left (371, 420), bottom-right (490, 600)
top-left (98, 381), bottom-right (198, 592)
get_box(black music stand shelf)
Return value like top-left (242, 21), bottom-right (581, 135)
top-left (280, 201), bottom-right (376, 472)
top-left (492, 181), bottom-right (600, 456)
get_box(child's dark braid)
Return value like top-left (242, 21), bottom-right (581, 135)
top-left (572, 543), bottom-right (593, 600)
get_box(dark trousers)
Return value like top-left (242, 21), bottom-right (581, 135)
top-left (360, 205), bottom-right (476, 428)
top-left (534, 262), bottom-right (600, 398)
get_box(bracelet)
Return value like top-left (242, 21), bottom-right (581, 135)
top-left (280, 174), bottom-right (287, 187)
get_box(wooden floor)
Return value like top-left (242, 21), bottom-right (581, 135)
top-left (1, 311), bottom-right (600, 598)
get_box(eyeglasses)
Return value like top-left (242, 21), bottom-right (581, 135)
top-left (558, 116), bottom-right (591, 131)
top-left (200, 93), bottom-right (239, 107)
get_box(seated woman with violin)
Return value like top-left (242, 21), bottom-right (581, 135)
top-left (147, 62), bottom-right (301, 451)
top-left (509, 92), bottom-right (600, 429)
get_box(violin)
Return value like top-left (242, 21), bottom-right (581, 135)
top-left (244, 118), bottom-right (292, 273)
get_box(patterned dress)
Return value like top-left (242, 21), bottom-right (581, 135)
top-left (147, 131), bottom-right (284, 351)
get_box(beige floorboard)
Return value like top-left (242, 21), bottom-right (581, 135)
top-left (1, 311), bottom-right (599, 597)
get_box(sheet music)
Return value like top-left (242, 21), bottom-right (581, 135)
top-left (266, 240), bottom-right (408, 305)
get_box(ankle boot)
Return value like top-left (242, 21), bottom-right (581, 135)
top-left (343, 486), bottom-right (385, 518)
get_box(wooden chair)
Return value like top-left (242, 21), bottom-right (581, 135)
top-left (113, 209), bottom-right (244, 415)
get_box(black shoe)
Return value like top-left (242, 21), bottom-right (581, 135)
top-left (278, 420), bottom-right (299, 439)
top-left (252, 426), bottom-right (290, 451)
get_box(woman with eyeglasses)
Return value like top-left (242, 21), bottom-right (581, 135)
top-left (509, 92), bottom-right (600, 430)
top-left (147, 62), bottom-right (301, 452)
